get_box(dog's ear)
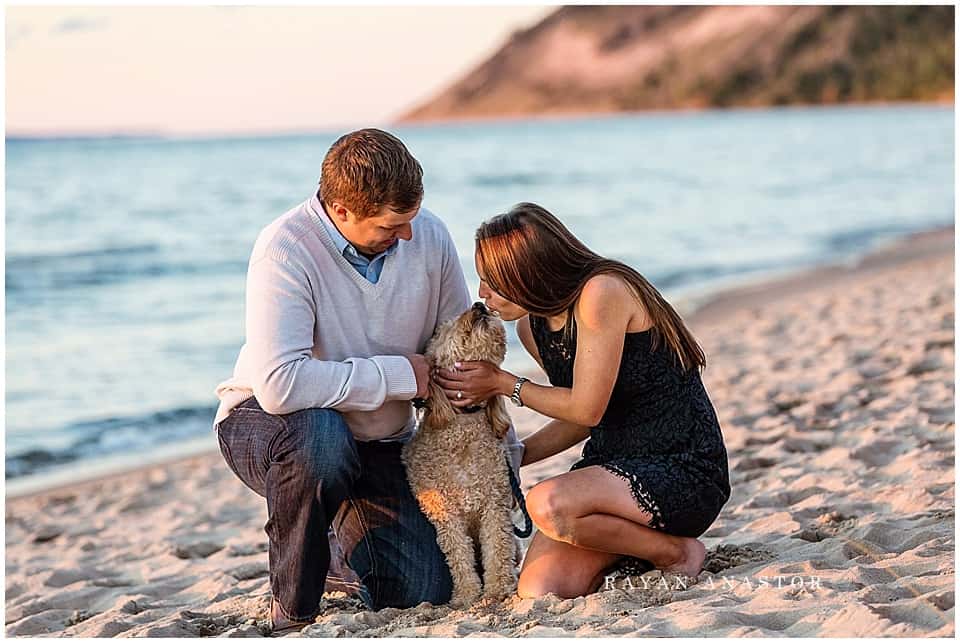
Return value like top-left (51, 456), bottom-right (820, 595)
top-left (423, 377), bottom-right (456, 432)
top-left (486, 396), bottom-right (512, 441)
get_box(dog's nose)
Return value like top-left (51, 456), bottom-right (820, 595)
top-left (472, 302), bottom-right (488, 314)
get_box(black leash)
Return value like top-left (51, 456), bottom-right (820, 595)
top-left (506, 455), bottom-right (533, 538)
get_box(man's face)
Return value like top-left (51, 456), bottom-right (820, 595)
top-left (327, 201), bottom-right (419, 256)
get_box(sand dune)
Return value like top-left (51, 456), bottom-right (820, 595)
top-left (5, 230), bottom-right (954, 637)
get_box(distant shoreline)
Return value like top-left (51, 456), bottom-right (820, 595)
top-left (393, 97), bottom-right (954, 129)
top-left (6, 100), bottom-right (952, 141)
top-left (6, 222), bottom-right (953, 499)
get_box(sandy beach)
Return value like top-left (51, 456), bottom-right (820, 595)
top-left (5, 228), bottom-right (954, 637)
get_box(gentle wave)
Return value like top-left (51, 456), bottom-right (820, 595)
top-left (5, 405), bottom-right (217, 479)
top-left (6, 248), bottom-right (247, 294)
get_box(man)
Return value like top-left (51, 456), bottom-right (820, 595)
top-left (213, 128), bottom-right (525, 632)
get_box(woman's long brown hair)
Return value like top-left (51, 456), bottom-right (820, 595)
top-left (475, 202), bottom-right (706, 371)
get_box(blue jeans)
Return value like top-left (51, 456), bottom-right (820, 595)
top-left (215, 397), bottom-right (453, 619)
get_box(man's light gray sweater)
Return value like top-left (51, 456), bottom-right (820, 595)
top-left (214, 193), bottom-right (524, 471)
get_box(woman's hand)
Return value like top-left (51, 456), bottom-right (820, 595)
top-left (432, 361), bottom-right (515, 408)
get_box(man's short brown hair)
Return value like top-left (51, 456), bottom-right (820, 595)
top-left (319, 128), bottom-right (424, 219)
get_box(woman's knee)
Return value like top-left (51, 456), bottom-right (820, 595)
top-left (517, 565), bottom-right (593, 599)
top-left (525, 481), bottom-right (574, 540)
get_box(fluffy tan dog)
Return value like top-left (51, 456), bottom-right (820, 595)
top-left (401, 303), bottom-right (518, 607)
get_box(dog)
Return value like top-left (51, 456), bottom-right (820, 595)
top-left (401, 302), bottom-right (519, 607)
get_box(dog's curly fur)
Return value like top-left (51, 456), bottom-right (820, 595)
top-left (400, 304), bottom-right (518, 607)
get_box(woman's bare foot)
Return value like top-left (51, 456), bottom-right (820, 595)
top-left (661, 537), bottom-right (706, 577)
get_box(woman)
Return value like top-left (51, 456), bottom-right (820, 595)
top-left (433, 202), bottom-right (730, 599)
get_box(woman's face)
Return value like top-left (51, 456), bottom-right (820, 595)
top-left (476, 254), bottom-right (528, 322)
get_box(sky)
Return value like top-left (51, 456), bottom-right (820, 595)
top-left (5, 4), bottom-right (552, 136)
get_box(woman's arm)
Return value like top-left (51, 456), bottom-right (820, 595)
top-left (438, 275), bottom-right (637, 426)
top-left (521, 419), bottom-right (591, 467)
top-left (508, 277), bottom-right (629, 425)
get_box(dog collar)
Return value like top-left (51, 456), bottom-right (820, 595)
top-left (411, 398), bottom-right (485, 415)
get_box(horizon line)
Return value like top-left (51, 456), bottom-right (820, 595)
top-left (6, 99), bottom-right (953, 142)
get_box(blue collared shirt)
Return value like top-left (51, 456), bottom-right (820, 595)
top-left (316, 201), bottom-right (398, 283)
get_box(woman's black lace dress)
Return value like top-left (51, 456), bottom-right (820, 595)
top-left (529, 314), bottom-right (731, 548)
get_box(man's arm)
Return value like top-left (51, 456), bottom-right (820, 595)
top-left (245, 254), bottom-right (418, 415)
top-left (436, 224), bottom-right (526, 478)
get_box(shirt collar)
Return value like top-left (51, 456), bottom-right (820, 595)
top-left (310, 192), bottom-right (399, 261)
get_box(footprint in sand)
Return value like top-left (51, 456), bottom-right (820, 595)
top-left (850, 440), bottom-right (903, 468)
top-left (702, 544), bottom-right (774, 574)
top-left (794, 510), bottom-right (858, 542)
top-left (170, 540), bottom-right (224, 559)
top-left (226, 541), bottom-right (269, 557)
top-left (736, 456), bottom-right (778, 471)
top-left (782, 437), bottom-right (831, 453)
top-left (228, 561), bottom-right (269, 581)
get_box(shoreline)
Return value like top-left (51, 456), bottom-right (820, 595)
top-left (686, 225), bottom-right (954, 326)
top-left (5, 224), bottom-right (953, 500)
top-left (4, 435), bottom-right (218, 500)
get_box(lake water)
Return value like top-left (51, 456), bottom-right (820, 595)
top-left (5, 104), bottom-right (954, 483)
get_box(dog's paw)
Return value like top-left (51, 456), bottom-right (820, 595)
top-left (482, 574), bottom-right (517, 603)
top-left (450, 582), bottom-right (482, 609)
top-left (450, 595), bottom-right (478, 609)
top-left (481, 587), bottom-right (512, 602)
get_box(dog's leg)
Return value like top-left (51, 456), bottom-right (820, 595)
top-left (478, 501), bottom-right (519, 601)
top-left (432, 516), bottom-right (482, 608)
top-left (412, 488), bottom-right (482, 608)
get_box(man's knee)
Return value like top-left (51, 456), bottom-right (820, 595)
top-left (356, 524), bottom-right (453, 609)
top-left (375, 545), bottom-right (453, 608)
top-left (281, 408), bottom-right (360, 485)
top-left (406, 545), bottom-right (453, 607)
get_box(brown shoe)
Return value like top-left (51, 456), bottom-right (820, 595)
top-left (270, 599), bottom-right (314, 636)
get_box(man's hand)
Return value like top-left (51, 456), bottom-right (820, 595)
top-left (406, 354), bottom-right (431, 399)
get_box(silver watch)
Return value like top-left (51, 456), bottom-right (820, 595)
top-left (510, 377), bottom-right (529, 407)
